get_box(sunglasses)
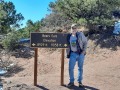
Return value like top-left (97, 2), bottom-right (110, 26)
top-left (72, 27), bottom-right (77, 29)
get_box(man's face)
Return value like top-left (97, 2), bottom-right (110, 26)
top-left (71, 26), bottom-right (77, 34)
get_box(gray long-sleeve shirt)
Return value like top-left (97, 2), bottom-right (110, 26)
top-left (66, 31), bottom-right (88, 56)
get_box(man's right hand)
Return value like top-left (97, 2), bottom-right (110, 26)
top-left (67, 55), bottom-right (70, 58)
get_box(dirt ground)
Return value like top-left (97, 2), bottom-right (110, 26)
top-left (2, 41), bottom-right (120, 90)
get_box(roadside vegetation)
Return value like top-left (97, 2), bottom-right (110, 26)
top-left (0, 0), bottom-right (120, 68)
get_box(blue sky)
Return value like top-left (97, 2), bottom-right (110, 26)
top-left (5, 0), bottom-right (55, 27)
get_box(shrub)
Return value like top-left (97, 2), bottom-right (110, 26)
top-left (2, 31), bottom-right (21, 50)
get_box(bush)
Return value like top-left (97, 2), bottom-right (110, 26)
top-left (2, 31), bottom-right (21, 50)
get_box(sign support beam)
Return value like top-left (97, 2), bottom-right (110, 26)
top-left (34, 48), bottom-right (38, 86)
top-left (61, 49), bottom-right (65, 86)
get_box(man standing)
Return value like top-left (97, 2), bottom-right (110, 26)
top-left (66, 24), bottom-right (87, 87)
top-left (113, 17), bottom-right (120, 35)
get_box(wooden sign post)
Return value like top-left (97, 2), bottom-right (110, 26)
top-left (31, 33), bottom-right (69, 86)
top-left (34, 48), bottom-right (38, 86)
top-left (61, 49), bottom-right (65, 86)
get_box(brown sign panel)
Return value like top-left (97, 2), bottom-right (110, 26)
top-left (30, 33), bottom-right (69, 48)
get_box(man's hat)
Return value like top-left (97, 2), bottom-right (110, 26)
top-left (71, 23), bottom-right (77, 28)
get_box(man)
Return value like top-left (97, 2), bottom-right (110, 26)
top-left (113, 17), bottom-right (120, 35)
top-left (66, 24), bottom-right (87, 87)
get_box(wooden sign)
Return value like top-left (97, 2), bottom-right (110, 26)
top-left (30, 33), bottom-right (69, 48)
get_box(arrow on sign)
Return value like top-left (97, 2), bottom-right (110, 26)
top-left (64, 44), bottom-right (67, 47)
top-left (32, 43), bottom-right (36, 46)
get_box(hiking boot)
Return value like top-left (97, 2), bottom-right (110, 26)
top-left (79, 82), bottom-right (84, 87)
top-left (67, 82), bottom-right (74, 87)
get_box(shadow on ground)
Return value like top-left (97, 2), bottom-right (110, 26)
top-left (88, 30), bottom-right (120, 51)
top-left (63, 85), bottom-right (99, 90)
top-left (36, 85), bottom-right (49, 90)
top-left (4, 84), bottom-right (35, 90)
top-left (4, 65), bottom-right (24, 77)
top-left (12, 47), bottom-right (34, 59)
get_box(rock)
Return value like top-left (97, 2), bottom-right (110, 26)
top-left (4, 84), bottom-right (33, 90)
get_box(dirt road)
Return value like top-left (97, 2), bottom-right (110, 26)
top-left (3, 47), bottom-right (120, 90)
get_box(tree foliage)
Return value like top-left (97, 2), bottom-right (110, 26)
top-left (1, 0), bottom-right (120, 50)
top-left (15, 20), bottom-right (41, 38)
top-left (49, 0), bottom-right (120, 28)
top-left (0, 1), bottom-right (24, 34)
top-left (2, 30), bottom-right (22, 50)
top-left (39, 13), bottom-right (72, 32)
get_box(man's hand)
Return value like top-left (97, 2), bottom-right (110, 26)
top-left (81, 51), bottom-right (86, 55)
top-left (67, 55), bottom-right (70, 58)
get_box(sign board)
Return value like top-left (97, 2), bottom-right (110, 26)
top-left (30, 33), bottom-right (69, 48)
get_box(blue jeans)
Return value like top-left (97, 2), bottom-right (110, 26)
top-left (69, 52), bottom-right (85, 83)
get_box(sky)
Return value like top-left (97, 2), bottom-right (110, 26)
top-left (5, 0), bottom-right (55, 27)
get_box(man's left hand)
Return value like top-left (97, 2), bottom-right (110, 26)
top-left (81, 51), bottom-right (86, 55)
